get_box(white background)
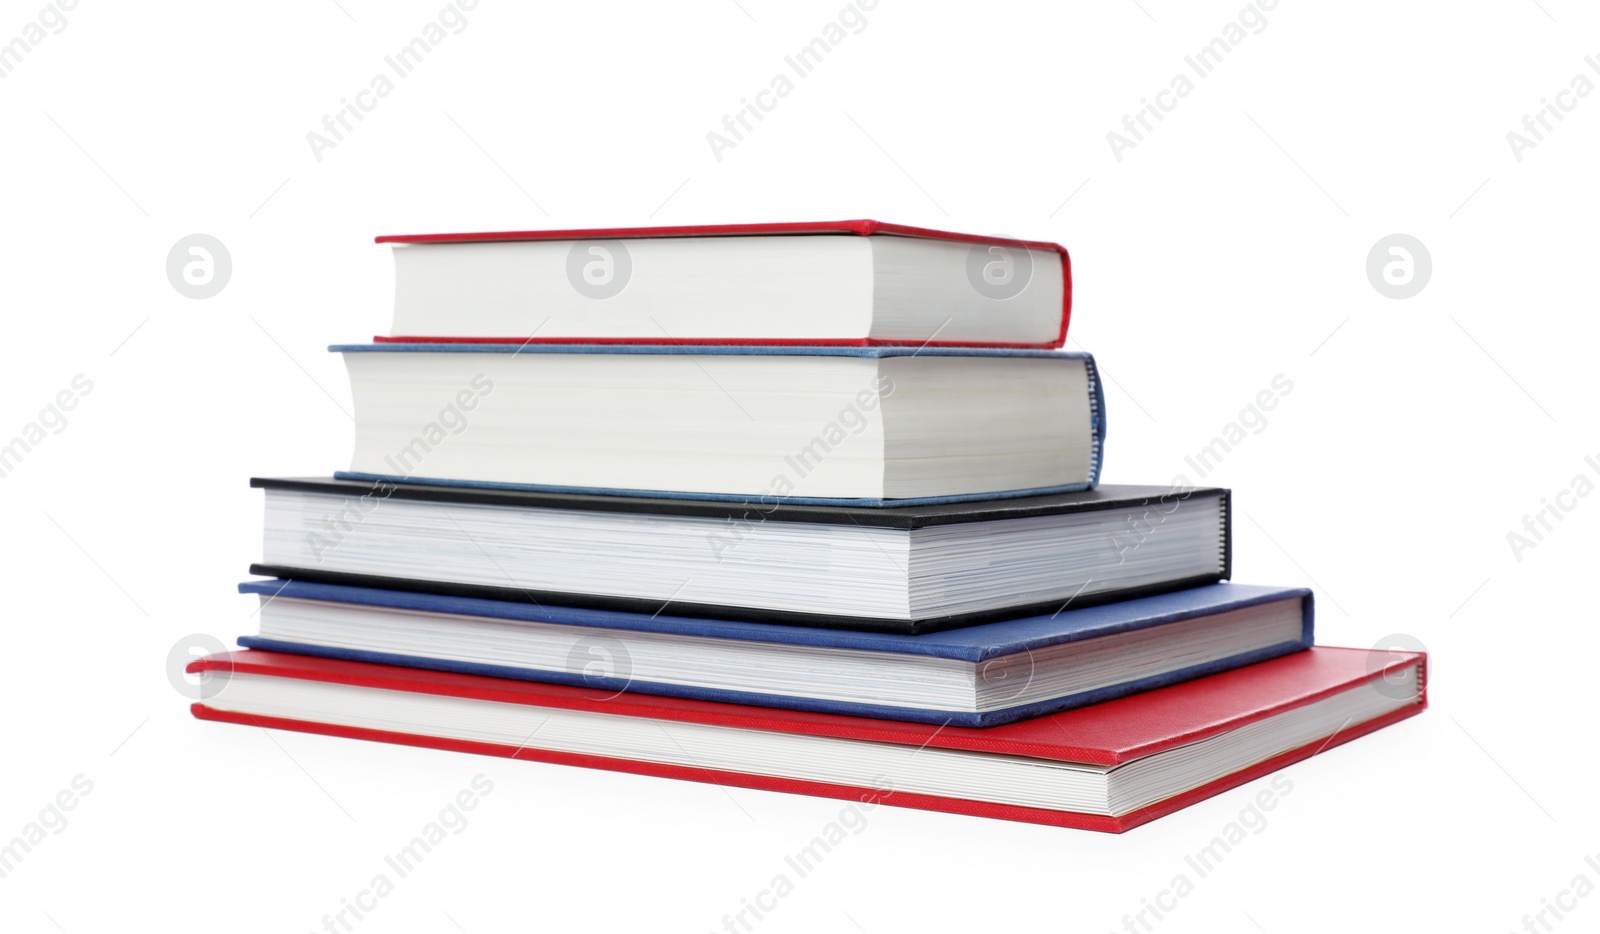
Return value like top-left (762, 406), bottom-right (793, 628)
top-left (2, 1), bottom-right (1597, 931)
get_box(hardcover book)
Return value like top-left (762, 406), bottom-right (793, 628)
top-left (236, 580), bottom-right (1310, 727)
top-left (376, 220), bottom-right (1071, 347)
top-left (332, 343), bottom-right (1104, 503)
top-left (251, 479), bottom-right (1231, 633)
top-left (189, 646), bottom-right (1427, 832)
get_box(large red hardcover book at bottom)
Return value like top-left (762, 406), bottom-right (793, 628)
top-left (189, 646), bottom-right (1426, 833)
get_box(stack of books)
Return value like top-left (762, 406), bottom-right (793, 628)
top-left (191, 220), bottom-right (1426, 832)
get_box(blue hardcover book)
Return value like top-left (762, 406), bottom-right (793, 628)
top-left (328, 343), bottom-right (1105, 506)
top-left (237, 580), bottom-right (1312, 727)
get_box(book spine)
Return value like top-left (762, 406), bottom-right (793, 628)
top-left (1084, 353), bottom-right (1107, 487)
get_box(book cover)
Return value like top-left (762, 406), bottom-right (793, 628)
top-left (235, 580), bottom-right (1312, 726)
top-left (250, 481), bottom-right (1231, 633)
top-left (374, 220), bottom-right (1072, 349)
top-left (190, 646), bottom-right (1427, 832)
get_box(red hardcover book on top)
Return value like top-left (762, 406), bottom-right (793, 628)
top-left (371, 220), bottom-right (1072, 348)
top-left (190, 646), bottom-right (1425, 833)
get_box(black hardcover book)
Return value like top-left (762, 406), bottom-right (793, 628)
top-left (250, 477), bottom-right (1231, 634)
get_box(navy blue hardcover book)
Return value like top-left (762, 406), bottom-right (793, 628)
top-left (237, 579), bottom-right (1312, 727)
